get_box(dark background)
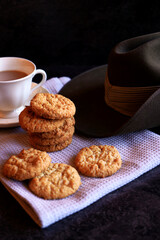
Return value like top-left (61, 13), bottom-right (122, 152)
top-left (0, 0), bottom-right (160, 79)
top-left (1, 1), bottom-right (160, 239)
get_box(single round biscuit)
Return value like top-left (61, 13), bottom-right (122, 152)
top-left (75, 145), bottom-right (122, 178)
top-left (30, 93), bottom-right (76, 119)
top-left (30, 137), bottom-right (72, 152)
top-left (19, 106), bottom-right (75, 133)
top-left (32, 118), bottom-right (75, 138)
top-left (29, 126), bottom-right (75, 145)
top-left (3, 148), bottom-right (51, 181)
top-left (29, 163), bottom-right (81, 199)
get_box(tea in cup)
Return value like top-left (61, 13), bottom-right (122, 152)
top-left (0, 57), bottom-right (47, 118)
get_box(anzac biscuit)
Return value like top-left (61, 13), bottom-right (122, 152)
top-left (29, 126), bottom-right (75, 145)
top-left (30, 137), bottom-right (72, 152)
top-left (32, 118), bottom-right (75, 138)
top-left (75, 145), bottom-right (122, 178)
top-left (3, 148), bottom-right (51, 181)
top-left (29, 163), bottom-right (81, 199)
top-left (19, 106), bottom-right (75, 133)
top-left (30, 93), bottom-right (76, 119)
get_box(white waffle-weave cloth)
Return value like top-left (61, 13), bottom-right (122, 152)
top-left (0, 77), bottom-right (160, 228)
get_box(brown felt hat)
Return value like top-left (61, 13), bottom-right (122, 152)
top-left (60, 32), bottom-right (160, 137)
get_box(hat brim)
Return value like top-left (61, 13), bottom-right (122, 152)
top-left (59, 65), bottom-right (160, 137)
top-left (59, 65), bottom-right (129, 137)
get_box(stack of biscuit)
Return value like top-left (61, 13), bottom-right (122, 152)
top-left (19, 93), bottom-right (76, 152)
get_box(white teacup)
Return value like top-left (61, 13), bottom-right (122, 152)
top-left (0, 57), bottom-right (47, 118)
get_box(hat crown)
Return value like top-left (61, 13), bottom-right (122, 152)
top-left (108, 32), bottom-right (160, 87)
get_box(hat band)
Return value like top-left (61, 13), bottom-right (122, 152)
top-left (104, 71), bottom-right (160, 116)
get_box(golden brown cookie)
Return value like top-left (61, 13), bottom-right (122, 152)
top-left (29, 126), bottom-right (75, 145)
top-left (19, 106), bottom-right (75, 133)
top-left (30, 93), bottom-right (76, 120)
top-left (29, 163), bottom-right (81, 199)
top-left (3, 148), bottom-right (51, 181)
top-left (30, 137), bottom-right (72, 152)
top-left (75, 145), bottom-right (122, 178)
top-left (32, 118), bottom-right (75, 138)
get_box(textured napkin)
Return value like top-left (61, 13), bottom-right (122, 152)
top-left (0, 77), bottom-right (160, 228)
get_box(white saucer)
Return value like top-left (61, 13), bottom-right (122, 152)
top-left (0, 84), bottom-right (49, 128)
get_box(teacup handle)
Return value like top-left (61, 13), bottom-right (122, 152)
top-left (30, 69), bottom-right (47, 94)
